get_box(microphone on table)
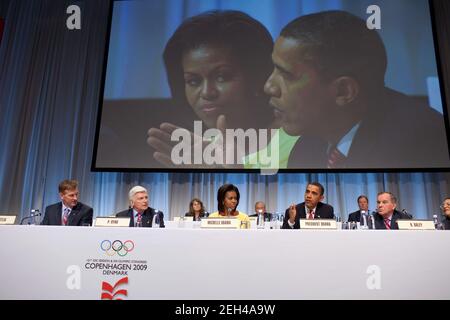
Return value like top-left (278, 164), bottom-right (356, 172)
top-left (401, 208), bottom-right (413, 219)
top-left (20, 209), bottom-right (41, 225)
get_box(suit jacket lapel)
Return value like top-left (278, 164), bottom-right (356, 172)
top-left (68, 204), bottom-right (80, 226)
top-left (142, 208), bottom-right (153, 227)
top-left (391, 211), bottom-right (401, 229)
top-left (55, 203), bottom-right (63, 225)
top-left (315, 203), bottom-right (322, 218)
top-left (128, 209), bottom-right (134, 227)
top-left (355, 211), bottom-right (361, 222)
top-left (298, 203), bottom-right (307, 220)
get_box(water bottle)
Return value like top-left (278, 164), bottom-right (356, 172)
top-left (278, 212), bottom-right (285, 226)
top-left (369, 213), bottom-right (376, 229)
top-left (257, 209), bottom-right (265, 229)
top-left (335, 216), bottom-right (342, 230)
top-left (432, 214), bottom-right (442, 230)
top-left (360, 210), bottom-right (368, 230)
top-left (152, 211), bottom-right (160, 228)
top-left (270, 213), bottom-right (278, 229)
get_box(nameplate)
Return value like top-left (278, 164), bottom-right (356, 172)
top-left (300, 219), bottom-right (337, 229)
top-left (0, 215), bottom-right (16, 225)
top-left (94, 217), bottom-right (130, 227)
top-left (174, 216), bottom-right (194, 222)
top-left (201, 218), bottom-right (241, 229)
top-left (397, 219), bottom-right (435, 230)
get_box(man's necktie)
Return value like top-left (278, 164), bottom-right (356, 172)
top-left (384, 218), bottom-right (391, 230)
top-left (327, 146), bottom-right (346, 168)
top-left (63, 208), bottom-right (70, 226)
top-left (136, 212), bottom-right (142, 227)
top-left (307, 210), bottom-right (315, 220)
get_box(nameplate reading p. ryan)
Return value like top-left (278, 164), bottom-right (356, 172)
top-left (300, 219), bottom-right (337, 229)
top-left (0, 215), bottom-right (16, 225)
top-left (95, 217), bottom-right (130, 227)
top-left (201, 218), bottom-right (241, 229)
top-left (397, 219), bottom-right (435, 230)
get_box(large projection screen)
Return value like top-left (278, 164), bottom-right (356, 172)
top-left (93, 0), bottom-right (450, 172)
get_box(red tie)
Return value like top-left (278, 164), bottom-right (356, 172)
top-left (384, 218), bottom-right (391, 230)
top-left (136, 213), bottom-right (142, 226)
top-left (308, 210), bottom-right (315, 220)
top-left (63, 208), bottom-right (70, 226)
top-left (327, 146), bottom-right (346, 168)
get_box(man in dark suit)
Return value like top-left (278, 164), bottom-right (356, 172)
top-left (348, 195), bottom-right (369, 223)
top-left (264, 10), bottom-right (449, 169)
top-left (116, 185), bottom-right (165, 228)
top-left (373, 192), bottom-right (411, 230)
top-left (249, 201), bottom-right (272, 224)
top-left (440, 197), bottom-right (450, 230)
top-left (41, 179), bottom-right (93, 226)
top-left (282, 182), bottom-right (334, 229)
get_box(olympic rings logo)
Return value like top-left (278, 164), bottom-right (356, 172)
top-left (100, 240), bottom-right (135, 256)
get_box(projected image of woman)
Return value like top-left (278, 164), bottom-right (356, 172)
top-left (147, 10), bottom-right (283, 167)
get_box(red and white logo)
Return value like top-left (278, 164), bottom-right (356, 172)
top-left (101, 277), bottom-right (128, 300)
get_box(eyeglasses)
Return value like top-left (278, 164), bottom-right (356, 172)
top-left (440, 202), bottom-right (450, 210)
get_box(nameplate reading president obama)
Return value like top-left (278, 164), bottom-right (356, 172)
top-left (300, 219), bottom-right (337, 229)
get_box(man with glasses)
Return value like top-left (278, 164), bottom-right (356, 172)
top-left (440, 198), bottom-right (450, 230)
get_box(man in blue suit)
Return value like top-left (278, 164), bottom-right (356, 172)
top-left (41, 179), bottom-right (93, 226)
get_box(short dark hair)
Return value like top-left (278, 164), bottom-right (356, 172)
top-left (281, 10), bottom-right (387, 91)
top-left (377, 191), bottom-right (397, 204)
top-left (163, 10), bottom-right (273, 107)
top-left (307, 182), bottom-right (324, 196)
top-left (357, 195), bottom-right (368, 203)
top-left (58, 180), bottom-right (78, 193)
top-left (217, 184), bottom-right (240, 212)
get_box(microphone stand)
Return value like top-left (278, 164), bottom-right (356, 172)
top-left (401, 209), bottom-right (413, 219)
top-left (20, 209), bottom-right (41, 225)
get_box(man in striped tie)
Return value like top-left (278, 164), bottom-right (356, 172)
top-left (41, 179), bottom-right (93, 226)
top-left (265, 11), bottom-right (449, 170)
top-left (373, 192), bottom-right (411, 230)
top-left (115, 186), bottom-right (165, 228)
